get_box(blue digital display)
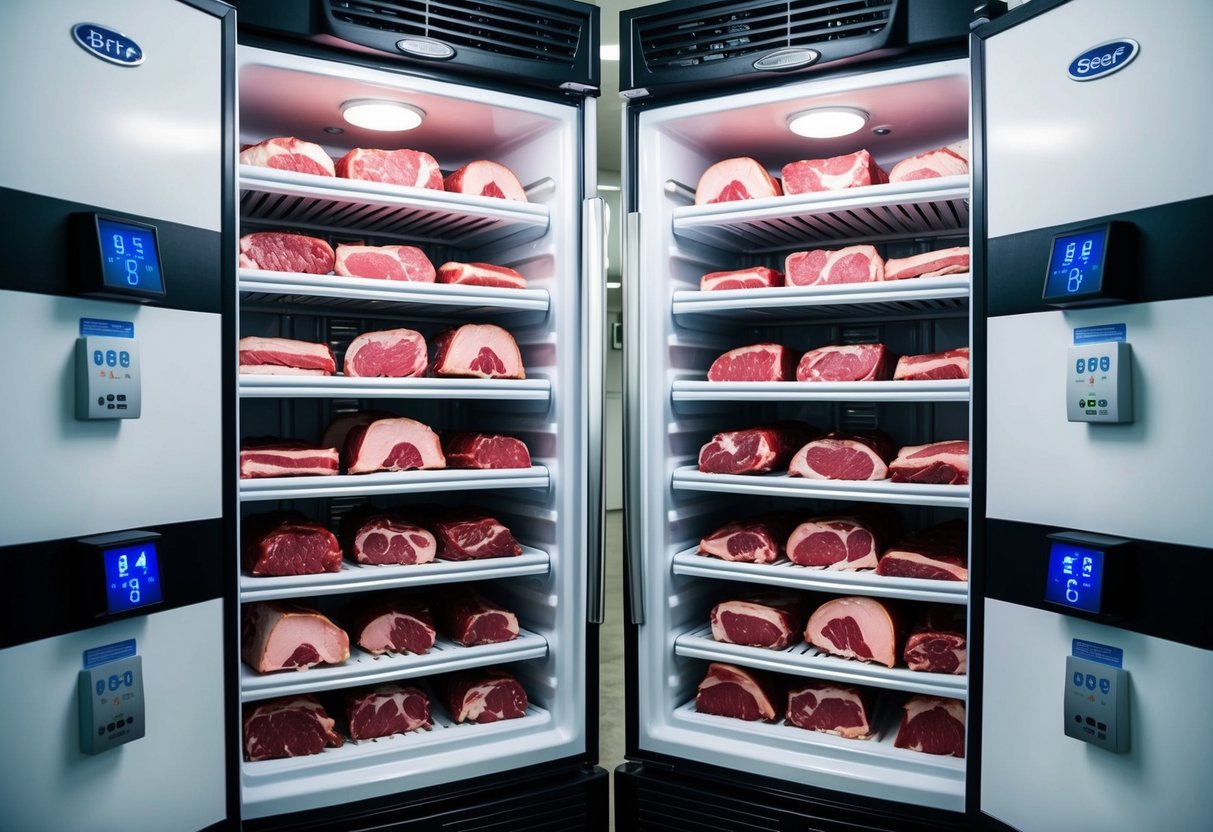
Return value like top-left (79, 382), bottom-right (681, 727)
top-left (103, 541), bottom-right (163, 614)
top-left (1044, 542), bottom-right (1105, 614)
top-left (1044, 228), bottom-right (1107, 301)
top-left (96, 218), bottom-right (165, 295)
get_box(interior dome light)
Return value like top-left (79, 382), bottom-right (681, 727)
top-left (787, 107), bottom-right (869, 139)
top-left (340, 99), bottom-right (425, 132)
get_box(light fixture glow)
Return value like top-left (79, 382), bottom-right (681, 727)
top-left (341, 99), bottom-right (425, 132)
top-left (601, 44), bottom-right (620, 61)
top-left (787, 107), bottom-right (869, 139)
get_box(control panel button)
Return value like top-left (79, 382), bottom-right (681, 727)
top-left (93, 350), bottom-right (104, 366)
top-left (1073, 671), bottom-right (1084, 687)
top-left (105, 350), bottom-right (117, 367)
top-left (1100, 356), bottom-right (1110, 372)
top-left (1085, 717), bottom-right (1095, 726)
top-left (1100, 678), bottom-right (1111, 694)
top-left (119, 351), bottom-right (130, 368)
top-left (1097, 399), bottom-right (1108, 408)
top-left (1085, 674), bottom-right (1097, 690)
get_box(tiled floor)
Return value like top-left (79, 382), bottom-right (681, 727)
top-left (599, 510), bottom-right (627, 827)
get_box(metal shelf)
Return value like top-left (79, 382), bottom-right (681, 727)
top-left (671, 466), bottom-right (970, 508)
top-left (240, 375), bottom-right (551, 402)
top-left (672, 378), bottom-right (969, 404)
top-left (239, 466), bottom-right (550, 502)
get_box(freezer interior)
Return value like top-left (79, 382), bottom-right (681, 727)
top-left (235, 45), bottom-right (590, 818)
top-left (629, 58), bottom-right (971, 811)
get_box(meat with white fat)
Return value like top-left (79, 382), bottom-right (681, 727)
top-left (239, 232), bottom-right (335, 274)
top-left (333, 244), bottom-right (435, 282)
top-left (240, 137), bottom-right (335, 177)
top-left (348, 594), bottom-right (436, 656)
top-left (345, 684), bottom-right (431, 740)
top-left (710, 589), bottom-right (807, 650)
top-left (335, 147), bottom-right (443, 189)
top-left (698, 512), bottom-right (796, 564)
top-left (894, 347), bottom-right (969, 381)
top-left (239, 336), bottom-right (336, 376)
top-left (888, 440), bottom-right (969, 485)
top-left (695, 662), bottom-right (781, 722)
top-left (424, 508), bottom-right (522, 560)
top-left (441, 431), bottom-right (531, 469)
top-left (904, 605), bottom-right (967, 675)
top-left (241, 511), bottom-right (342, 576)
top-left (707, 343), bottom-right (798, 382)
top-left (781, 149), bottom-right (887, 194)
top-left (700, 266), bottom-right (784, 291)
top-left (241, 602), bottom-right (350, 673)
top-left (786, 681), bottom-right (874, 739)
top-left (787, 430), bottom-right (898, 481)
top-left (888, 145), bottom-right (968, 183)
top-left (805, 595), bottom-right (900, 668)
top-left (894, 695), bottom-right (966, 757)
top-left (785, 245), bottom-right (884, 286)
top-left (242, 695), bottom-right (342, 761)
top-left (786, 507), bottom-right (899, 571)
top-left (877, 520), bottom-right (968, 581)
top-left (431, 324), bottom-right (525, 380)
top-left (343, 328), bottom-right (428, 378)
top-left (437, 261), bottom-right (528, 289)
top-left (239, 438), bottom-right (339, 479)
top-left (694, 157), bottom-right (781, 205)
top-left (884, 246), bottom-right (970, 280)
top-left (796, 343), bottom-right (893, 382)
top-left (441, 668), bottom-right (529, 723)
top-left (345, 510), bottom-right (437, 565)
top-left (436, 587), bottom-right (520, 647)
top-left (344, 417), bottom-right (446, 474)
top-left (443, 160), bottom-right (527, 202)
top-left (698, 421), bottom-right (819, 475)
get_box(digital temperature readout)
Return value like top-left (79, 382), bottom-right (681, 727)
top-left (1044, 542), bottom-right (1105, 614)
top-left (1045, 228), bottom-right (1106, 299)
top-left (102, 541), bottom-right (163, 614)
top-left (96, 218), bottom-right (164, 295)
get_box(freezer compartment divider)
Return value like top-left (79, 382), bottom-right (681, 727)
top-left (671, 467), bottom-right (970, 507)
top-left (239, 375), bottom-right (551, 401)
top-left (239, 466), bottom-right (550, 501)
top-left (672, 379), bottom-right (969, 403)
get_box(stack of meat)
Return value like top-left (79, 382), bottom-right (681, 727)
top-left (704, 342), bottom-right (969, 384)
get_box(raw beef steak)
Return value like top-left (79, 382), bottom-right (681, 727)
top-left (695, 662), bottom-right (781, 722)
top-left (441, 431), bottom-right (531, 469)
top-left (239, 137), bottom-right (335, 177)
top-left (441, 668), bottom-right (529, 723)
top-left (437, 261), bottom-right (528, 289)
top-left (242, 602), bottom-right (350, 673)
top-left (894, 695), bottom-right (965, 757)
top-left (785, 245), bottom-right (884, 286)
top-left (700, 266), bottom-right (784, 291)
top-left (343, 328), bottom-right (428, 378)
top-left (698, 421), bottom-right (819, 475)
top-left (437, 587), bottom-right (520, 647)
top-left (786, 681), bottom-right (874, 739)
top-left (884, 246), bottom-right (970, 280)
top-left (431, 324), bottom-right (525, 380)
top-left (243, 695), bottom-right (342, 761)
top-left (781, 149), bottom-right (887, 194)
top-left (786, 507), bottom-right (899, 571)
top-left (443, 161), bottom-right (528, 202)
top-left (321, 410), bottom-right (394, 455)
top-left (710, 589), bottom-right (808, 650)
top-left (239, 232), bottom-right (335, 274)
top-left (344, 417), bottom-right (445, 474)
top-left (239, 336), bottom-right (336, 376)
top-left (796, 343), bottom-right (893, 382)
top-left (888, 145), bottom-right (968, 183)
top-left (889, 440), bottom-right (969, 485)
top-left (239, 438), bottom-right (339, 479)
top-left (805, 595), bottom-right (900, 668)
top-left (698, 512), bottom-right (797, 564)
top-left (346, 511), bottom-right (437, 565)
top-left (904, 605), bottom-right (967, 674)
top-left (788, 430), bottom-right (898, 481)
top-left (333, 244), bottom-right (436, 282)
top-left (345, 684), bottom-right (431, 740)
top-left (426, 508), bottom-right (522, 560)
top-left (694, 157), bottom-right (781, 204)
top-left (877, 520), bottom-right (968, 581)
top-left (349, 594), bottom-right (436, 656)
top-left (241, 511), bottom-right (342, 577)
top-left (707, 343), bottom-right (797, 382)
top-left (893, 347), bottom-right (969, 381)
top-left (335, 147), bottom-right (443, 189)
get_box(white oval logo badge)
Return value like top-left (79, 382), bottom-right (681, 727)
top-left (73, 23), bottom-right (144, 66)
top-left (397, 38), bottom-right (455, 60)
top-left (1068, 39), bottom-right (1138, 81)
top-left (753, 48), bottom-right (820, 72)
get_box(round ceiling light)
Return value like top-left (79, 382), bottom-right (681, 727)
top-left (787, 107), bottom-right (870, 139)
top-left (340, 99), bottom-right (425, 132)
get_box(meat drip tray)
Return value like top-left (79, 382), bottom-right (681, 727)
top-left (239, 466), bottom-right (550, 502)
top-left (240, 375), bottom-right (551, 402)
top-left (672, 379), bottom-right (969, 404)
top-left (672, 467), bottom-right (970, 508)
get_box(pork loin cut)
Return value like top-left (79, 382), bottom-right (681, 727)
top-left (788, 430), bottom-right (898, 481)
top-left (346, 511), bottom-right (437, 565)
top-left (710, 589), bottom-right (807, 650)
top-left (786, 507), bottom-right (899, 571)
top-left (904, 605), bottom-right (967, 675)
top-left (242, 602), bottom-right (350, 673)
top-left (698, 513), bottom-right (796, 564)
top-left (785, 245), bottom-right (884, 286)
top-left (888, 145), bottom-right (968, 183)
top-left (437, 587), bottom-right (519, 647)
top-left (349, 594), bottom-right (436, 656)
top-left (344, 417), bottom-right (446, 474)
top-left (441, 668), bottom-right (529, 723)
top-left (243, 695), bottom-right (342, 761)
top-left (437, 261), bottom-right (528, 289)
top-left (239, 232), bottom-right (335, 275)
top-left (335, 147), bottom-right (444, 190)
top-left (239, 336), bottom-right (336, 376)
top-left (343, 328), bottom-right (428, 378)
top-left (239, 438), bottom-right (339, 479)
top-left (707, 344), bottom-right (798, 382)
top-left (877, 520), bottom-right (968, 581)
top-left (241, 511), bottom-right (343, 577)
top-left (426, 508), bottom-right (522, 560)
top-left (786, 681), bottom-right (874, 739)
top-left (796, 343), bottom-right (893, 382)
top-left (443, 160), bottom-right (527, 202)
top-left (894, 347), bottom-right (969, 381)
top-left (700, 266), bottom-right (784, 291)
top-left (240, 137), bottom-right (335, 177)
top-left (334, 244), bottom-right (436, 282)
top-left (698, 421), bottom-right (819, 475)
top-left (694, 157), bottom-right (781, 205)
top-left (884, 246), bottom-right (970, 280)
top-left (781, 149), bottom-right (887, 195)
top-left (345, 684), bottom-right (431, 740)
top-left (321, 411), bottom-right (394, 456)
top-left (805, 596), bottom-right (900, 668)
top-left (889, 440), bottom-right (969, 485)
top-left (442, 431), bottom-right (531, 469)
top-left (695, 662), bottom-right (781, 722)
top-left (894, 695), bottom-right (965, 757)
top-left (431, 324), bottom-right (525, 380)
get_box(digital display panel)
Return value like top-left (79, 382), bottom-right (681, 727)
top-left (103, 541), bottom-right (163, 614)
top-left (1044, 541), bottom-right (1105, 614)
top-left (1044, 227), bottom-right (1107, 302)
top-left (96, 217), bottom-right (165, 296)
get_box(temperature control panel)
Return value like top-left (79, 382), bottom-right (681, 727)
top-left (76, 335), bottom-right (142, 420)
top-left (1067, 341), bottom-right (1132, 423)
top-left (79, 654), bottom-right (145, 754)
top-left (1063, 654), bottom-right (1129, 753)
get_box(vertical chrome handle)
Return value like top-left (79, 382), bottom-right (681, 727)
top-left (583, 196), bottom-right (607, 625)
top-left (623, 211), bottom-right (645, 625)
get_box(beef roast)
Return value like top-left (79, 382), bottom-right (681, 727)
top-left (335, 147), bottom-right (443, 190)
top-left (431, 324), bottom-right (525, 380)
top-left (425, 508), bottom-right (522, 560)
top-left (242, 602), bottom-right (350, 673)
top-left (440, 668), bottom-right (529, 723)
top-left (877, 520), bottom-right (968, 582)
top-left (888, 440), bottom-right (969, 485)
top-left (694, 662), bottom-right (781, 722)
top-left (785, 245), bottom-right (884, 286)
top-left (694, 157), bottom-right (781, 205)
top-left (239, 438), bottom-right (339, 479)
top-left (239, 336), bottom-right (336, 376)
top-left (239, 232), bottom-right (335, 274)
top-left (888, 145), bottom-right (968, 183)
top-left (441, 431), bottom-right (531, 469)
top-left (436, 587), bottom-right (519, 646)
top-left (443, 160), bottom-right (527, 202)
top-left (805, 596), bottom-right (900, 668)
top-left (894, 347), bottom-right (970, 381)
top-left (241, 511), bottom-right (343, 576)
top-left (788, 430), bottom-right (898, 481)
top-left (243, 695), bottom-right (342, 761)
top-left (437, 261), bottom-right (528, 289)
top-left (894, 695), bottom-right (965, 757)
top-left (786, 507), bottom-right (899, 571)
top-left (700, 266), bottom-right (784, 291)
top-left (344, 417), bottom-right (446, 474)
top-left (904, 605), bottom-right (967, 674)
top-left (710, 589), bottom-right (807, 650)
top-left (796, 343), bottom-right (893, 382)
top-left (321, 410), bottom-right (394, 456)
top-left (348, 594), bottom-right (436, 655)
top-left (343, 328), bottom-right (428, 378)
top-left (346, 510), bottom-right (437, 565)
top-left (883, 246), bottom-right (970, 280)
top-left (345, 684), bottom-right (431, 740)
top-left (781, 149), bottom-right (887, 194)
top-left (239, 137), bottom-right (335, 177)
top-left (707, 343), bottom-right (797, 382)
top-left (698, 421), bottom-right (819, 475)
top-left (698, 513), bottom-right (796, 564)
top-left (786, 681), bottom-right (874, 739)
top-left (333, 244), bottom-right (436, 282)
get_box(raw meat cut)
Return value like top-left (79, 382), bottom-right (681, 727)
top-left (343, 329), bottom-right (428, 378)
top-left (710, 589), bottom-right (807, 650)
top-left (321, 410), bottom-right (394, 455)
top-left (239, 438), bottom-right (339, 479)
top-left (441, 431), bottom-right (531, 469)
top-left (787, 430), bottom-right (898, 481)
top-left (348, 594), bottom-right (436, 656)
top-left (345, 684), bottom-right (431, 740)
top-left (440, 668), bottom-right (529, 723)
top-left (877, 520), bottom-right (968, 582)
top-left (242, 695), bottom-right (342, 761)
top-left (437, 261), bottom-right (527, 289)
top-left (698, 421), bottom-right (819, 475)
top-left (796, 343), bottom-right (893, 382)
top-left (894, 695), bottom-right (966, 757)
top-left (436, 587), bottom-right (519, 647)
top-left (345, 510), bottom-right (437, 565)
top-left (700, 266), bottom-right (784, 291)
top-left (242, 602), bottom-right (350, 673)
top-left (786, 681), bottom-right (874, 739)
top-left (431, 324), bottom-right (525, 380)
top-left (335, 147), bottom-right (443, 190)
top-left (443, 160), bottom-right (527, 202)
top-left (694, 157), bottom-right (782, 204)
top-left (239, 232), bottom-right (335, 274)
top-left (893, 347), bottom-right (969, 381)
top-left (698, 513), bottom-right (796, 564)
top-left (888, 145), bottom-right (969, 183)
top-left (805, 595), bottom-right (900, 668)
top-left (707, 343), bottom-right (797, 382)
top-left (239, 336), bottom-right (336, 376)
top-left (344, 417), bottom-right (445, 474)
top-left (883, 246), bottom-right (970, 280)
top-left (786, 507), bottom-right (899, 571)
top-left (781, 149), bottom-right (888, 194)
top-left (239, 137), bottom-right (335, 177)
top-left (889, 440), bottom-right (969, 485)
top-left (241, 511), bottom-right (342, 577)
top-left (424, 508), bottom-right (522, 560)
top-left (904, 605), bottom-right (967, 675)
top-left (785, 245), bottom-right (884, 286)
top-left (333, 244), bottom-right (436, 282)
top-left (694, 662), bottom-right (781, 722)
